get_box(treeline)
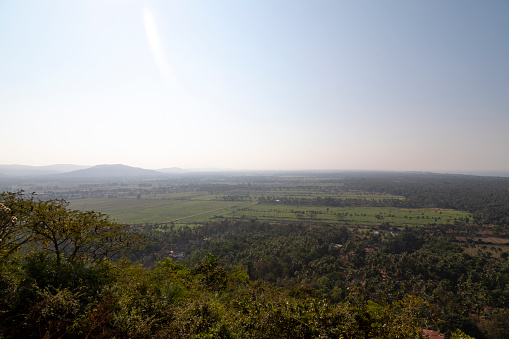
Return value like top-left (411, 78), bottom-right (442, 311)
top-left (345, 173), bottom-right (509, 225)
top-left (258, 196), bottom-right (414, 208)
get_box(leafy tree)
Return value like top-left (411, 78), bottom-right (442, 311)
top-left (0, 191), bottom-right (39, 261)
top-left (0, 191), bottom-right (144, 266)
top-left (450, 329), bottom-right (476, 339)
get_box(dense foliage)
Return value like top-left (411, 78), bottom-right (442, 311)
top-left (344, 173), bottom-right (509, 226)
top-left (0, 252), bottom-right (440, 338)
top-left (140, 220), bottom-right (509, 338)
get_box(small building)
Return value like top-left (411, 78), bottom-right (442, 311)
top-left (422, 329), bottom-right (445, 339)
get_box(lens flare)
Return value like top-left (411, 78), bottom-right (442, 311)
top-left (143, 8), bottom-right (178, 88)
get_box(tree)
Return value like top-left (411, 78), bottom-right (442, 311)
top-left (0, 191), bottom-right (38, 261)
top-left (0, 191), bottom-right (144, 266)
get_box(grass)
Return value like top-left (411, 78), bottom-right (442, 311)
top-left (68, 187), bottom-right (469, 227)
top-left (218, 204), bottom-right (470, 226)
top-left (70, 198), bottom-right (240, 224)
top-left (130, 191), bottom-right (211, 200)
top-left (70, 195), bottom-right (470, 226)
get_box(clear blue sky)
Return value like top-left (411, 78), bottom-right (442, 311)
top-left (1, 0), bottom-right (508, 171)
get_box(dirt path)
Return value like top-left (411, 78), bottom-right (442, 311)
top-left (166, 201), bottom-right (252, 223)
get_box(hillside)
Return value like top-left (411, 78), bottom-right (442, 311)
top-left (57, 164), bottom-right (164, 179)
top-left (0, 164), bottom-right (89, 177)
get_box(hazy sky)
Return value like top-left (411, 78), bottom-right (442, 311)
top-left (1, 1), bottom-right (508, 172)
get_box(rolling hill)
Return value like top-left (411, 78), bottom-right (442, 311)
top-left (56, 164), bottom-right (164, 179)
top-left (0, 164), bottom-right (91, 177)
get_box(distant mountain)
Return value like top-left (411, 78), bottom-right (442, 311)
top-left (157, 167), bottom-right (188, 174)
top-left (0, 164), bottom-right (91, 177)
top-left (435, 170), bottom-right (509, 177)
top-left (39, 164), bottom-right (91, 173)
top-left (0, 165), bottom-right (55, 177)
top-left (58, 164), bottom-right (164, 179)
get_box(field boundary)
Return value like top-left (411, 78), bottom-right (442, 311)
top-left (165, 201), bottom-right (251, 223)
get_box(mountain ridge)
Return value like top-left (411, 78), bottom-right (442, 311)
top-left (56, 164), bottom-right (164, 179)
top-left (0, 164), bottom-right (91, 177)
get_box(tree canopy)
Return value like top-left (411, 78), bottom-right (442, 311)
top-left (0, 191), bottom-right (143, 265)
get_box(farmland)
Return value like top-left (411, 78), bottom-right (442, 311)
top-left (64, 175), bottom-right (471, 229)
top-left (70, 195), bottom-right (469, 226)
top-left (70, 197), bottom-right (242, 224)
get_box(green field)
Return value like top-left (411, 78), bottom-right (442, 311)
top-left (70, 198), bottom-right (244, 224)
top-left (211, 203), bottom-right (469, 226)
top-left (70, 194), bottom-right (470, 227)
top-left (59, 175), bottom-right (475, 227)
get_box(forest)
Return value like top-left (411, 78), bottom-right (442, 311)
top-left (1, 171), bottom-right (509, 338)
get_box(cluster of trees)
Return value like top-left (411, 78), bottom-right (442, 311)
top-left (139, 219), bottom-right (509, 338)
top-left (1, 252), bottom-right (448, 338)
top-left (345, 173), bottom-right (509, 226)
top-left (258, 195), bottom-right (412, 208)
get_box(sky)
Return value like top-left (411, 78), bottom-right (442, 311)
top-left (1, 0), bottom-right (508, 172)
